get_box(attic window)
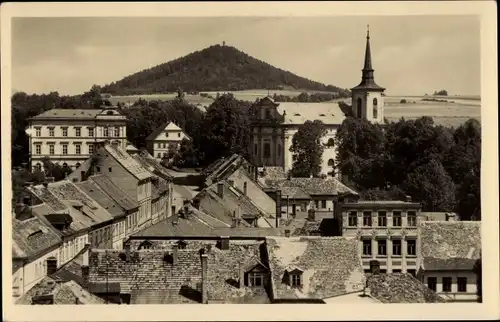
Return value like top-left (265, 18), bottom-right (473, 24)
top-left (285, 268), bottom-right (303, 287)
top-left (27, 230), bottom-right (43, 240)
top-left (106, 111), bottom-right (113, 115)
top-left (319, 113), bottom-right (326, 116)
top-left (294, 113), bottom-right (301, 116)
top-left (139, 240), bottom-right (153, 250)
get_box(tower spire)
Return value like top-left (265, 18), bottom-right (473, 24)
top-left (363, 24), bottom-right (373, 71)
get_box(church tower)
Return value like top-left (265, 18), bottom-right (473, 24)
top-left (351, 26), bottom-right (385, 123)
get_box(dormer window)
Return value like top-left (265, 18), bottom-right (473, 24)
top-left (138, 240), bottom-right (153, 250)
top-left (177, 240), bottom-right (187, 249)
top-left (285, 268), bottom-right (303, 287)
top-left (291, 273), bottom-right (302, 287)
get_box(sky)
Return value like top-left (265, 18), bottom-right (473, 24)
top-left (11, 16), bottom-right (480, 96)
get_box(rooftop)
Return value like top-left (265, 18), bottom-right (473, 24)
top-left (29, 109), bottom-right (103, 120)
top-left (75, 180), bottom-right (125, 218)
top-left (266, 237), bottom-right (365, 300)
top-left (420, 221), bottom-right (481, 271)
top-left (146, 121), bottom-right (190, 142)
top-left (265, 177), bottom-right (358, 196)
top-left (103, 144), bottom-right (153, 181)
top-left (366, 273), bottom-right (445, 303)
top-left (277, 102), bottom-right (346, 125)
top-left (90, 174), bottom-right (139, 210)
top-left (12, 217), bottom-right (62, 260)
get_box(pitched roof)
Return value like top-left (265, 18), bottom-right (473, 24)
top-left (366, 273), bottom-right (445, 303)
top-left (89, 175), bottom-right (139, 210)
top-left (277, 102), bottom-right (346, 125)
top-left (265, 177), bottom-right (358, 196)
top-left (47, 180), bottom-right (114, 224)
top-left (146, 121), bottom-right (189, 141)
top-left (76, 180), bottom-right (126, 218)
top-left (16, 277), bottom-right (106, 305)
top-left (280, 187), bottom-right (311, 199)
top-left (28, 185), bottom-right (67, 212)
top-left (422, 258), bottom-right (478, 271)
top-left (266, 237), bottom-right (365, 300)
top-left (12, 217), bottom-right (62, 259)
top-left (103, 144), bottom-right (153, 181)
top-left (132, 152), bottom-right (174, 181)
top-left (88, 249), bottom-right (203, 304)
top-left (29, 109), bottom-right (103, 120)
top-left (51, 246), bottom-right (89, 286)
top-left (420, 221), bottom-right (481, 271)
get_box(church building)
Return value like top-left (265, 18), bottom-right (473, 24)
top-left (250, 27), bottom-right (385, 176)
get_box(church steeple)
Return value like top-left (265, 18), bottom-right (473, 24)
top-left (351, 25), bottom-right (384, 91)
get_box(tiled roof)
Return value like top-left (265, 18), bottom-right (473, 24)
top-left (265, 178), bottom-right (358, 196)
top-left (420, 221), bottom-right (481, 271)
top-left (28, 185), bottom-right (67, 212)
top-left (206, 241), bottom-right (271, 303)
top-left (280, 187), bottom-right (311, 199)
top-left (16, 277), bottom-right (106, 305)
top-left (104, 144), bottom-right (153, 181)
top-left (260, 166), bottom-right (286, 181)
top-left (132, 212), bottom-right (213, 238)
top-left (29, 109), bottom-right (102, 120)
top-left (173, 184), bottom-right (199, 200)
top-left (76, 181), bottom-right (125, 218)
top-left (195, 189), bottom-right (248, 227)
top-left (266, 237), bottom-right (365, 300)
top-left (51, 246), bottom-right (88, 286)
top-left (12, 217), bottom-right (61, 259)
top-left (133, 152), bottom-right (174, 181)
top-left (90, 175), bottom-right (139, 210)
top-left (146, 121), bottom-right (189, 142)
top-left (421, 212), bottom-right (458, 221)
top-left (367, 273), bottom-right (445, 303)
top-left (88, 249), bottom-right (203, 304)
top-left (47, 180), bottom-right (114, 224)
top-left (422, 258), bottom-right (478, 271)
top-left (276, 102), bottom-right (346, 125)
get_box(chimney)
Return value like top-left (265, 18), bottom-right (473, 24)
top-left (239, 263), bottom-right (245, 289)
top-left (172, 244), bottom-right (178, 265)
top-left (46, 257), bottom-right (58, 275)
top-left (217, 182), bottom-right (224, 199)
top-left (124, 242), bottom-right (131, 262)
top-left (275, 189), bottom-right (281, 228)
top-left (193, 199), bottom-right (200, 210)
top-left (370, 260), bottom-right (381, 275)
top-left (201, 252), bottom-right (208, 304)
top-left (308, 208), bottom-right (316, 221)
top-left (406, 195), bottom-right (412, 202)
top-left (284, 229), bottom-right (291, 237)
top-left (81, 265), bottom-right (90, 288)
top-left (172, 213), bottom-right (179, 225)
top-left (219, 236), bottom-right (230, 250)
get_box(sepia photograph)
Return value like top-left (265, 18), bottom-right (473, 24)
top-left (1, 1), bottom-right (498, 321)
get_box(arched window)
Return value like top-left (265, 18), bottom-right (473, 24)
top-left (35, 163), bottom-right (42, 172)
top-left (328, 159), bottom-right (335, 167)
top-left (357, 98), bottom-right (363, 118)
top-left (75, 162), bottom-right (81, 169)
top-left (62, 162), bottom-right (68, 168)
top-left (327, 138), bottom-right (335, 147)
top-left (373, 98), bottom-right (378, 119)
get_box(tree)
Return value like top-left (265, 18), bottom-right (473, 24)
top-left (433, 90), bottom-right (448, 96)
top-left (289, 120), bottom-right (327, 178)
top-left (41, 157), bottom-right (67, 181)
top-left (359, 186), bottom-right (407, 201)
top-left (400, 159), bottom-right (456, 212)
top-left (173, 138), bottom-right (201, 168)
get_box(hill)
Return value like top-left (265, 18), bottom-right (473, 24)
top-left (100, 44), bottom-right (349, 96)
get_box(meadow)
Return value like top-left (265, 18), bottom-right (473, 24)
top-left (110, 90), bottom-right (481, 128)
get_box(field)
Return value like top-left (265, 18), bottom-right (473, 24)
top-left (110, 90), bottom-right (481, 128)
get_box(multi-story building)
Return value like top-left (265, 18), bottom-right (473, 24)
top-left (336, 200), bottom-right (423, 275)
top-left (146, 122), bottom-right (191, 161)
top-left (25, 105), bottom-right (127, 171)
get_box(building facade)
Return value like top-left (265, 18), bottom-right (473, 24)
top-left (146, 122), bottom-right (191, 161)
top-left (336, 200), bottom-right (423, 275)
top-left (351, 27), bottom-right (386, 123)
top-left (26, 105), bottom-right (127, 171)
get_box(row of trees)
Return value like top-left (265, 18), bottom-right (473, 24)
top-left (272, 91), bottom-right (349, 102)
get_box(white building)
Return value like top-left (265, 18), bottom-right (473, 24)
top-left (25, 105), bottom-right (127, 171)
top-left (146, 122), bottom-right (191, 161)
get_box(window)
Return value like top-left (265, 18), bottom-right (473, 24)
top-left (327, 138), bottom-right (335, 147)
top-left (75, 144), bottom-right (81, 155)
top-left (457, 277), bottom-right (467, 292)
top-left (407, 239), bottom-right (416, 256)
top-left (407, 211), bottom-right (417, 226)
top-left (290, 273), bottom-right (301, 287)
top-left (442, 277), bottom-right (452, 292)
top-left (88, 127), bottom-right (94, 137)
top-left (49, 127), bottom-right (55, 137)
top-left (378, 211), bottom-right (387, 227)
top-left (265, 109), bottom-right (271, 119)
top-left (177, 133), bottom-right (180, 137)
top-left (35, 144), bottom-right (42, 155)
top-left (407, 269), bottom-right (416, 277)
top-left (166, 132), bottom-right (169, 138)
top-left (393, 211), bottom-right (402, 226)
top-left (103, 127), bottom-right (109, 137)
top-left (96, 166), bottom-right (101, 173)
top-left (363, 211), bottom-right (372, 227)
top-left (49, 144), bottom-right (55, 155)
top-left (248, 272), bottom-right (263, 287)
top-left (243, 182), bottom-right (247, 196)
top-left (377, 239), bottom-right (387, 256)
top-left (75, 127), bottom-right (81, 137)
top-left (392, 269), bottom-right (401, 273)
top-left (427, 277), bottom-right (437, 292)
top-left (35, 127), bottom-right (41, 137)
top-left (373, 98), bottom-right (378, 119)
top-left (348, 211), bottom-right (358, 227)
top-left (62, 144), bottom-right (68, 155)
top-left (357, 97), bottom-right (362, 118)
top-left (362, 239), bottom-right (372, 256)
top-left (263, 143), bottom-right (271, 158)
top-left (62, 127), bottom-right (68, 137)
top-left (157, 153), bottom-right (161, 158)
top-left (114, 127), bottom-right (120, 137)
top-left (109, 167), bottom-right (112, 173)
top-left (35, 163), bottom-right (42, 171)
top-left (392, 239), bottom-right (402, 256)
top-left (88, 144), bottom-right (94, 155)
top-left (328, 158), bottom-right (334, 166)
top-left (321, 200), bottom-right (327, 209)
